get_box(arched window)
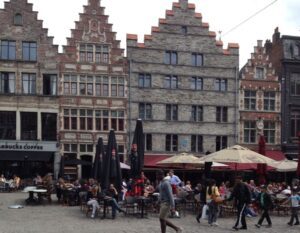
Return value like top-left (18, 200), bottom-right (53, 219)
top-left (14, 13), bottom-right (22, 25)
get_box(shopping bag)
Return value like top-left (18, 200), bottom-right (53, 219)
top-left (201, 204), bottom-right (208, 219)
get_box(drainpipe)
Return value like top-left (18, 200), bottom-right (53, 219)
top-left (234, 66), bottom-right (239, 144)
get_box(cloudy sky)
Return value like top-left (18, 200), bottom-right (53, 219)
top-left (1, 0), bottom-right (299, 67)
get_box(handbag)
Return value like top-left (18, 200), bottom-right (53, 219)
top-left (212, 187), bottom-right (223, 204)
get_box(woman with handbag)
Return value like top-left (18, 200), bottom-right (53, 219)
top-left (206, 179), bottom-right (220, 226)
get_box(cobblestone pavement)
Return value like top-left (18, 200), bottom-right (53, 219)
top-left (0, 192), bottom-right (299, 233)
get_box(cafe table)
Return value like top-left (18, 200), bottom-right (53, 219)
top-left (136, 196), bottom-right (150, 218)
top-left (22, 186), bottom-right (37, 204)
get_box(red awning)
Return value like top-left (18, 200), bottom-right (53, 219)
top-left (144, 154), bottom-right (170, 167)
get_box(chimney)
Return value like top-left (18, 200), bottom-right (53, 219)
top-left (272, 27), bottom-right (280, 43)
top-left (257, 40), bottom-right (263, 47)
top-left (264, 39), bottom-right (272, 54)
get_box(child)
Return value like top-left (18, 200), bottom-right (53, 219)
top-left (286, 189), bottom-right (300, 226)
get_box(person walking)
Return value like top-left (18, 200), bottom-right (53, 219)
top-left (287, 189), bottom-right (300, 226)
top-left (206, 179), bottom-right (220, 226)
top-left (157, 169), bottom-right (182, 233)
top-left (227, 176), bottom-right (251, 231)
top-left (255, 185), bottom-right (273, 228)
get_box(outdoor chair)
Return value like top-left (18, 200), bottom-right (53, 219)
top-left (123, 196), bottom-right (138, 216)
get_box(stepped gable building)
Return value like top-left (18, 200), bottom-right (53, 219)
top-left (127, 0), bottom-right (239, 165)
top-left (239, 40), bottom-right (281, 152)
top-left (265, 28), bottom-right (300, 159)
top-left (59, 0), bottom-right (127, 179)
top-left (0, 0), bottom-right (59, 177)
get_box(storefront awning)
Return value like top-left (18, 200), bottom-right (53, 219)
top-left (144, 154), bottom-right (170, 167)
top-left (0, 151), bottom-right (54, 162)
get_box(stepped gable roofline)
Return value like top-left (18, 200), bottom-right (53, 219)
top-left (172, 2), bottom-right (180, 8)
top-left (216, 40), bottom-right (223, 46)
top-left (127, 34), bottom-right (138, 40)
top-left (188, 3), bottom-right (196, 9)
top-left (152, 26), bottom-right (160, 32)
top-left (166, 10), bottom-right (174, 16)
top-left (144, 35), bottom-right (152, 40)
top-left (202, 22), bottom-right (209, 28)
top-left (209, 31), bottom-right (216, 38)
top-left (228, 43), bottom-right (239, 49)
top-left (194, 13), bottom-right (202, 18)
top-left (137, 43), bottom-right (145, 48)
top-left (159, 18), bottom-right (167, 24)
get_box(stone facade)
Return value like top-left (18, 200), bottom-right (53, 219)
top-left (0, 0), bottom-right (60, 177)
top-left (127, 0), bottom-right (239, 156)
top-left (265, 28), bottom-right (300, 159)
top-left (239, 40), bottom-right (281, 151)
top-left (58, 0), bottom-right (128, 179)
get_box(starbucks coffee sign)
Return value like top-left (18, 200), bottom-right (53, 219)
top-left (0, 141), bottom-right (57, 152)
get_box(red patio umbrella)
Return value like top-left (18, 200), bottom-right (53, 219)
top-left (257, 134), bottom-right (267, 184)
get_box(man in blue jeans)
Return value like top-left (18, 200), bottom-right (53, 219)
top-left (104, 184), bottom-right (125, 219)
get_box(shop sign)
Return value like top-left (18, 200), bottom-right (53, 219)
top-left (0, 141), bottom-right (57, 152)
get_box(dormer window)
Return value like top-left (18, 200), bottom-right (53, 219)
top-left (79, 44), bottom-right (109, 63)
top-left (255, 67), bottom-right (264, 79)
top-left (14, 13), bottom-right (22, 26)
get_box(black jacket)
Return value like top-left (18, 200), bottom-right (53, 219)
top-left (228, 182), bottom-right (251, 205)
top-left (256, 192), bottom-right (273, 210)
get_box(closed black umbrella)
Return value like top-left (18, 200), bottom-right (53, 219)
top-left (129, 119), bottom-right (144, 178)
top-left (93, 137), bottom-right (104, 182)
top-left (59, 155), bottom-right (64, 178)
top-left (103, 129), bottom-right (122, 191)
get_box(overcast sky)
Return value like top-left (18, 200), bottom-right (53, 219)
top-left (1, 0), bottom-right (299, 67)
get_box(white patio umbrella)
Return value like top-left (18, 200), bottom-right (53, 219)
top-left (269, 159), bottom-right (298, 172)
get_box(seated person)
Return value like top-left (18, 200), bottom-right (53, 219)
top-left (144, 180), bottom-right (155, 197)
top-left (104, 184), bottom-right (125, 219)
top-left (33, 174), bottom-right (43, 186)
top-left (86, 181), bottom-right (101, 218)
top-left (184, 180), bottom-right (193, 192)
top-left (12, 174), bottom-right (21, 189)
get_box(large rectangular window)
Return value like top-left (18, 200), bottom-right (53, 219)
top-left (166, 134), bottom-right (178, 152)
top-left (216, 106), bottom-right (228, 123)
top-left (244, 90), bottom-right (256, 110)
top-left (95, 76), bottom-right (109, 96)
top-left (164, 76), bottom-right (178, 89)
top-left (43, 74), bottom-right (57, 95)
top-left (244, 121), bottom-right (256, 143)
top-left (216, 136), bottom-right (227, 151)
top-left (0, 111), bottom-right (16, 139)
top-left (191, 105), bottom-right (203, 122)
top-left (165, 51), bottom-right (177, 65)
top-left (63, 109), bottom-right (77, 130)
top-left (191, 53), bottom-right (203, 66)
top-left (0, 72), bottom-right (15, 94)
top-left (63, 74), bottom-right (77, 95)
top-left (42, 113), bottom-right (57, 141)
top-left (80, 44), bottom-right (109, 63)
top-left (166, 104), bottom-right (178, 121)
top-left (191, 135), bottom-right (203, 153)
top-left (111, 77), bottom-right (124, 97)
top-left (263, 121), bottom-right (275, 144)
top-left (291, 73), bottom-right (300, 96)
top-left (190, 77), bottom-right (203, 90)
top-left (138, 73), bottom-right (151, 88)
top-left (22, 42), bottom-right (37, 61)
top-left (0, 40), bottom-right (16, 60)
top-left (110, 110), bottom-right (125, 131)
top-left (21, 112), bottom-right (37, 140)
top-left (264, 91), bottom-right (275, 111)
top-left (79, 109), bottom-right (93, 131)
top-left (214, 78), bottom-right (227, 91)
top-left (22, 73), bottom-right (36, 94)
top-left (291, 111), bottom-right (300, 137)
top-left (95, 110), bottom-right (109, 131)
top-left (139, 103), bottom-right (152, 120)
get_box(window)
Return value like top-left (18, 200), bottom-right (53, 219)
top-left (14, 13), bottom-right (22, 25)
top-left (243, 121), bottom-right (256, 143)
top-left (145, 134), bottom-right (152, 151)
top-left (139, 103), bottom-right (152, 120)
top-left (80, 44), bottom-right (109, 63)
top-left (80, 144), bottom-right (93, 152)
top-left (215, 78), bottom-right (227, 91)
top-left (291, 111), bottom-right (300, 137)
top-left (138, 73), bottom-right (151, 88)
top-left (63, 109), bottom-right (77, 130)
top-left (22, 73), bottom-right (36, 94)
top-left (63, 144), bottom-right (77, 152)
top-left (63, 74), bottom-right (77, 95)
top-left (22, 42), bottom-right (37, 61)
top-left (164, 76), bottom-right (178, 89)
top-left (191, 105), bottom-right (203, 122)
top-left (79, 109), bottom-right (93, 130)
top-left (165, 51), bottom-right (177, 65)
top-left (0, 111), bottom-right (16, 139)
top-left (216, 106), bottom-right (228, 123)
top-left (111, 77), bottom-right (124, 97)
top-left (191, 53), bottom-right (203, 66)
top-left (95, 110), bottom-right (109, 131)
top-left (191, 135), bottom-right (203, 153)
top-left (263, 121), bottom-right (275, 144)
top-left (21, 112), bottom-right (37, 140)
top-left (244, 90), bottom-right (256, 110)
top-left (43, 74), bottom-right (57, 95)
top-left (255, 67), bottom-right (264, 79)
top-left (291, 73), bottom-right (300, 96)
top-left (118, 145), bottom-right (125, 162)
top-left (111, 110), bottom-right (125, 131)
top-left (216, 136), bottom-right (227, 151)
top-left (166, 104), bottom-right (178, 121)
top-left (181, 26), bottom-right (187, 35)
top-left (95, 76), bottom-right (109, 96)
top-left (79, 75), bottom-right (93, 95)
top-left (166, 134), bottom-right (178, 152)
top-left (42, 113), bottom-right (57, 141)
top-left (264, 91), bottom-right (275, 111)
top-left (0, 72), bottom-right (15, 94)
top-left (190, 77), bottom-right (203, 90)
top-left (0, 40), bottom-right (16, 60)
